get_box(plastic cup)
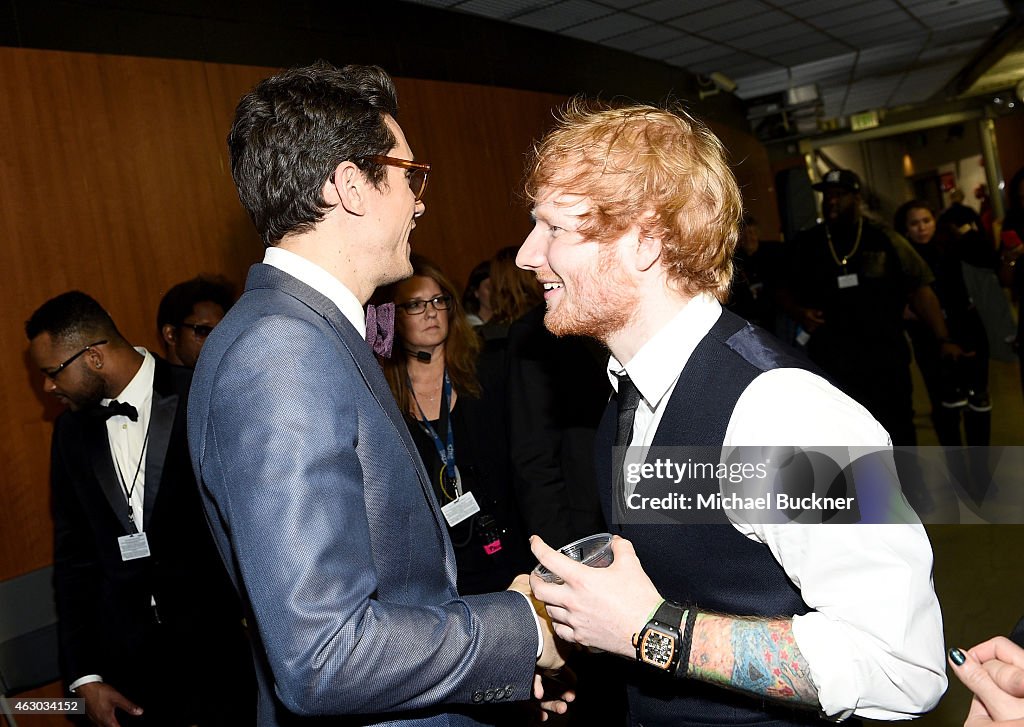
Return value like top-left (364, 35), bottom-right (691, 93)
top-left (532, 532), bottom-right (614, 584)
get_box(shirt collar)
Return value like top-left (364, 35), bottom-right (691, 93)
top-left (606, 293), bottom-right (722, 409)
top-left (263, 246), bottom-right (366, 338)
top-left (102, 348), bottom-right (155, 407)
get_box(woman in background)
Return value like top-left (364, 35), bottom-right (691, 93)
top-left (478, 246), bottom-right (543, 342)
top-left (379, 255), bottom-right (531, 596)
top-left (895, 199), bottom-right (990, 446)
top-left (462, 259), bottom-right (493, 327)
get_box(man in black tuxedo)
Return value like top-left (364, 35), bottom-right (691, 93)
top-left (26, 291), bottom-right (253, 727)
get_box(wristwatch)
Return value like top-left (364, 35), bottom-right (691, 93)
top-left (632, 600), bottom-right (686, 671)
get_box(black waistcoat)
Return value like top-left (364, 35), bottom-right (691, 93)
top-left (597, 309), bottom-right (834, 727)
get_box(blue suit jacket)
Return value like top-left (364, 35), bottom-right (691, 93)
top-left (188, 264), bottom-right (536, 726)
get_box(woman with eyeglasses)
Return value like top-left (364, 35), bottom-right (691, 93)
top-left (378, 255), bottom-right (532, 597)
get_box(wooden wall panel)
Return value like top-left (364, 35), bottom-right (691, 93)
top-left (1, 48), bottom-right (778, 591)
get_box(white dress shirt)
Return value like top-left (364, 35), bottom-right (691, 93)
top-left (607, 293), bottom-right (947, 720)
top-left (103, 349), bottom-right (155, 529)
top-left (262, 247), bottom-right (544, 658)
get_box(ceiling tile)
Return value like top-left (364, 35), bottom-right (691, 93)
top-left (666, 43), bottom-right (738, 67)
top-left (513, 0), bottom-right (612, 30)
top-left (699, 10), bottom-right (792, 41)
top-left (773, 40), bottom-right (845, 66)
top-left (630, 0), bottom-right (706, 21)
top-left (744, 30), bottom-right (836, 57)
top-left (400, 0), bottom-right (465, 6)
top-left (399, 0), bottom-right (464, 5)
top-left (408, 0), bottom-right (1011, 122)
top-left (726, 58), bottom-right (785, 78)
top-left (688, 52), bottom-right (761, 75)
top-left (847, 75), bottom-right (903, 97)
top-left (733, 67), bottom-right (793, 97)
top-left (559, 10), bottom-right (649, 39)
top-left (812, 9), bottom-right (909, 34)
top-left (927, 19), bottom-right (1004, 49)
top-left (911, 1), bottom-right (1008, 30)
top-left (454, 0), bottom-right (555, 18)
top-left (602, 22), bottom-right (680, 51)
top-left (806, 0), bottom-right (897, 28)
top-left (635, 32), bottom-right (711, 59)
top-left (788, 51), bottom-right (857, 83)
top-left (917, 38), bottom-right (983, 64)
top-left (784, 0), bottom-right (869, 18)
top-left (856, 37), bottom-right (926, 64)
top-left (843, 22), bottom-right (922, 49)
top-left (731, 19), bottom-right (812, 49)
top-left (669, 0), bottom-right (772, 32)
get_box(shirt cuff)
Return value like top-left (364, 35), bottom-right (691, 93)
top-left (792, 612), bottom-right (859, 720)
top-left (512, 590), bottom-right (544, 659)
top-left (69, 675), bottom-right (103, 693)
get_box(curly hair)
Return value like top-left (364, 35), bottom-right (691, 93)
top-left (525, 99), bottom-right (742, 302)
top-left (380, 255), bottom-right (481, 416)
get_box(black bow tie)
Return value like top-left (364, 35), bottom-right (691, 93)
top-left (94, 400), bottom-right (139, 421)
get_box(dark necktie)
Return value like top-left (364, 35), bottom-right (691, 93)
top-left (94, 400), bottom-right (139, 421)
top-left (613, 372), bottom-right (642, 516)
top-left (365, 302), bottom-right (395, 358)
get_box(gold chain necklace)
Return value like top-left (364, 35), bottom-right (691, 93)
top-left (825, 217), bottom-right (863, 271)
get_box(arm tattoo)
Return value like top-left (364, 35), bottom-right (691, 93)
top-left (686, 613), bottom-right (819, 707)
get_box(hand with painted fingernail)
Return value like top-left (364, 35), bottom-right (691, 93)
top-left (949, 637), bottom-right (1024, 726)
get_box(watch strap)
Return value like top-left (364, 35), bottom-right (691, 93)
top-left (653, 600), bottom-right (685, 631)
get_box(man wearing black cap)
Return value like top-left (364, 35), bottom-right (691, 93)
top-left (782, 169), bottom-right (959, 444)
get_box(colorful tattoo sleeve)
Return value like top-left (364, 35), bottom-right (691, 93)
top-left (687, 612), bottom-right (819, 707)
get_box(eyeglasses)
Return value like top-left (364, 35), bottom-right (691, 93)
top-left (43, 340), bottom-right (108, 379)
top-left (366, 155), bottom-right (430, 201)
top-left (180, 323), bottom-right (214, 338)
top-left (396, 294), bottom-right (452, 315)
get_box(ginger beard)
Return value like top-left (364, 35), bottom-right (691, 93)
top-left (543, 237), bottom-right (638, 343)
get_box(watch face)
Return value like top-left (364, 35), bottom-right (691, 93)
top-left (642, 630), bottom-right (675, 669)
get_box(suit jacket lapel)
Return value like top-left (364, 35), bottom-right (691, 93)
top-left (85, 419), bottom-right (136, 534)
top-left (143, 363), bottom-right (178, 529)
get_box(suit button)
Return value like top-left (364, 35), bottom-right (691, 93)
top-left (484, 689), bottom-right (494, 702)
top-left (472, 691), bottom-right (484, 703)
top-left (503, 685), bottom-right (514, 699)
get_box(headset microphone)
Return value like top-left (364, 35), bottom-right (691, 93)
top-left (406, 348), bottom-right (432, 363)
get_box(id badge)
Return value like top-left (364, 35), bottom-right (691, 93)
top-left (118, 532), bottom-right (151, 561)
top-left (837, 273), bottom-right (859, 289)
top-left (442, 491), bottom-right (481, 527)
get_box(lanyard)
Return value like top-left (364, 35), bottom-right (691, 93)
top-left (112, 417), bottom-right (152, 532)
top-left (410, 369), bottom-right (459, 495)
